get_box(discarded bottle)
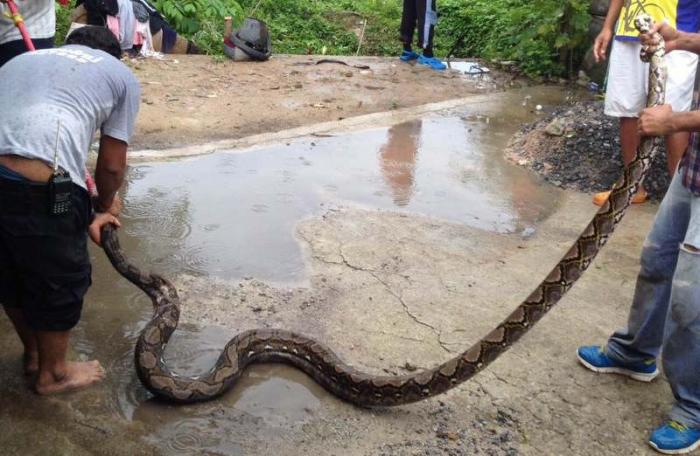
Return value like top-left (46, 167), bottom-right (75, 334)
top-left (588, 82), bottom-right (599, 93)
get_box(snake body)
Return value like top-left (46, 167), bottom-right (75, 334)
top-left (101, 15), bottom-right (666, 406)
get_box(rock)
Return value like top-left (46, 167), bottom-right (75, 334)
top-left (589, 0), bottom-right (609, 16)
top-left (545, 118), bottom-right (567, 136)
top-left (521, 227), bottom-right (536, 238)
top-left (504, 100), bottom-right (671, 200)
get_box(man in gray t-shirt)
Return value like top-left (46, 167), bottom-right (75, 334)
top-left (0, 26), bottom-right (140, 395)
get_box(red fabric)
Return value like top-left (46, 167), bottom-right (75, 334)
top-left (85, 170), bottom-right (97, 197)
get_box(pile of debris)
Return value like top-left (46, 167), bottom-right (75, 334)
top-left (505, 100), bottom-right (672, 200)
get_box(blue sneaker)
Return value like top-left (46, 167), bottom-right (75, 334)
top-left (418, 55), bottom-right (446, 70)
top-left (576, 345), bottom-right (659, 382)
top-left (400, 50), bottom-right (419, 62)
top-left (649, 421), bottom-right (700, 454)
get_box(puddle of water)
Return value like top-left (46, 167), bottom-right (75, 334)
top-left (0, 86), bottom-right (582, 452)
top-left (121, 86), bottom-right (571, 284)
top-left (102, 321), bottom-right (323, 455)
top-left (104, 322), bottom-right (323, 423)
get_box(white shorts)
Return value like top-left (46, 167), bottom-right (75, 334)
top-left (604, 39), bottom-right (698, 117)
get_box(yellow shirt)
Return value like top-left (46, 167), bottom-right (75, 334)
top-left (615, 0), bottom-right (677, 39)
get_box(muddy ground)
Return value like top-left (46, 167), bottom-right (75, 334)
top-left (0, 56), bottom-right (675, 456)
top-left (128, 55), bottom-right (508, 151)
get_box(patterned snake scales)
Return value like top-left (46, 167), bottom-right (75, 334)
top-left (101, 15), bottom-right (666, 405)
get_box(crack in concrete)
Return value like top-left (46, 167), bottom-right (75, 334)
top-left (300, 235), bottom-right (453, 354)
top-left (338, 248), bottom-right (376, 273)
top-left (368, 271), bottom-right (452, 354)
top-left (359, 328), bottom-right (428, 344)
top-left (491, 371), bottom-right (512, 386)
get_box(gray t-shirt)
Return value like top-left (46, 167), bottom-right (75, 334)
top-left (0, 45), bottom-right (140, 189)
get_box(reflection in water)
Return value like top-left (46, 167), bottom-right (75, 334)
top-left (379, 120), bottom-right (421, 206)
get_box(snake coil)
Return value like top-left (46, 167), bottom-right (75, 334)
top-left (101, 14), bottom-right (666, 405)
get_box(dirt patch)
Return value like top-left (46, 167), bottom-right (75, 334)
top-left (128, 55), bottom-right (513, 151)
top-left (504, 100), bottom-right (672, 200)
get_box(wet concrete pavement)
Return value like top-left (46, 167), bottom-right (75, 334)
top-left (0, 87), bottom-right (669, 455)
top-left (122, 87), bottom-right (567, 284)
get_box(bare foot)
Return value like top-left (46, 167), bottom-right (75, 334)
top-left (23, 352), bottom-right (39, 376)
top-left (35, 361), bottom-right (106, 395)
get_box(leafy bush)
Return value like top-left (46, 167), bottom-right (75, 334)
top-left (55, 0), bottom-right (76, 45)
top-left (154, 0), bottom-right (243, 35)
top-left (236, 0), bottom-right (358, 55)
top-left (54, 0), bottom-right (591, 78)
top-left (437, 0), bottom-right (592, 78)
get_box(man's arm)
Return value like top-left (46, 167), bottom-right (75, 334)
top-left (593, 0), bottom-right (625, 62)
top-left (94, 135), bottom-right (126, 213)
top-left (639, 105), bottom-right (700, 136)
top-left (641, 22), bottom-right (700, 54)
top-left (670, 31), bottom-right (700, 54)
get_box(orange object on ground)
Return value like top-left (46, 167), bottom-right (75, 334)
top-left (592, 189), bottom-right (648, 207)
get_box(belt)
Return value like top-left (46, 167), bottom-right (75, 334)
top-left (0, 175), bottom-right (87, 197)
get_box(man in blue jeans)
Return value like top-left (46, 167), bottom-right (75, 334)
top-left (577, 21), bottom-right (700, 455)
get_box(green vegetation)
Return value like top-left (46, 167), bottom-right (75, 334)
top-left (54, 0), bottom-right (76, 46)
top-left (436, 0), bottom-right (592, 78)
top-left (54, 0), bottom-right (592, 78)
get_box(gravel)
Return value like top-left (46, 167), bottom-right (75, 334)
top-left (505, 100), bottom-right (672, 200)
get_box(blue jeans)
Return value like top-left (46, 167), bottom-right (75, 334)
top-left (606, 168), bottom-right (700, 429)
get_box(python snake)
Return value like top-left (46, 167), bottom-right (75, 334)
top-left (101, 15), bottom-right (666, 405)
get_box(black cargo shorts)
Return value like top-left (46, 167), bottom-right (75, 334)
top-left (0, 174), bottom-right (92, 331)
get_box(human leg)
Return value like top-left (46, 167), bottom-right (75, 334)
top-left (578, 172), bottom-right (691, 378)
top-left (399, 0), bottom-right (419, 61)
top-left (660, 198), bottom-right (700, 430)
top-left (605, 172), bottom-right (691, 363)
top-left (0, 224), bottom-right (38, 374)
top-left (34, 330), bottom-right (105, 395)
top-left (400, 0), bottom-right (417, 51)
top-left (414, 0), bottom-right (445, 69)
top-left (590, 116), bottom-right (649, 205)
top-left (0, 177), bottom-right (103, 394)
top-left (415, 0), bottom-right (437, 54)
top-left (648, 236), bottom-right (700, 452)
top-left (2, 308), bottom-right (38, 375)
top-left (595, 40), bottom-right (649, 206)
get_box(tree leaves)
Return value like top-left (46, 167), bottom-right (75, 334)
top-left (436, 0), bottom-right (592, 77)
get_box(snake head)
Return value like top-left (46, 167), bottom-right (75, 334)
top-left (634, 14), bottom-right (665, 62)
top-left (634, 14), bottom-right (653, 34)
